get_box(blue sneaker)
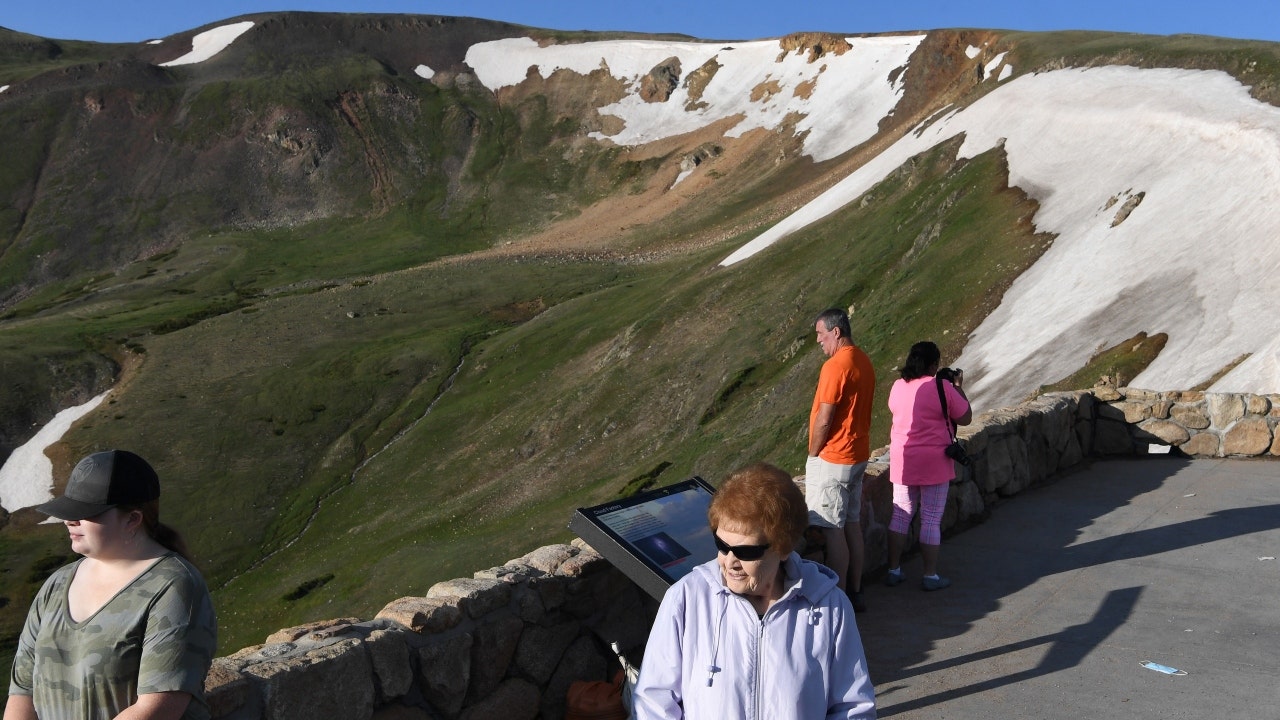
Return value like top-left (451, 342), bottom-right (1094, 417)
top-left (921, 575), bottom-right (952, 591)
top-left (884, 569), bottom-right (905, 587)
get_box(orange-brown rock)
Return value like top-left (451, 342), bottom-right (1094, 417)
top-left (777, 32), bottom-right (852, 62)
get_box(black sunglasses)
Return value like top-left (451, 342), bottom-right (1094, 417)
top-left (713, 533), bottom-right (771, 561)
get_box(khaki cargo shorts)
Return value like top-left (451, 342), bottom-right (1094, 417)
top-left (805, 456), bottom-right (867, 529)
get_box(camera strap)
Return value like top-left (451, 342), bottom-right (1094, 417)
top-left (935, 376), bottom-right (959, 441)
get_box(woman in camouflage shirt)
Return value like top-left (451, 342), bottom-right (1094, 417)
top-left (5, 450), bottom-right (216, 720)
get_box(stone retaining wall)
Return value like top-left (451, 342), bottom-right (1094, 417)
top-left (206, 541), bottom-right (654, 720)
top-left (204, 388), bottom-right (1279, 719)
top-left (1090, 387), bottom-right (1280, 458)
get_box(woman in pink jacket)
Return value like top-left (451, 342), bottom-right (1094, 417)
top-left (633, 462), bottom-right (876, 719)
top-left (884, 341), bottom-right (971, 591)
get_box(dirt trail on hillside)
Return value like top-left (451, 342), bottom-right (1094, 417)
top-left (440, 122), bottom-right (939, 269)
top-left (442, 38), bottom-right (990, 267)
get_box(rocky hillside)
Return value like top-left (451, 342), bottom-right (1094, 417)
top-left (1, 14), bottom-right (1278, 654)
top-left (0, 15), bottom-right (523, 303)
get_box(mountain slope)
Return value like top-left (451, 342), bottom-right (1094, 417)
top-left (719, 62), bottom-right (1280, 406)
top-left (1, 15), bottom-right (1278, 655)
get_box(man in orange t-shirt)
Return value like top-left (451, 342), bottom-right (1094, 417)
top-left (807, 307), bottom-right (875, 611)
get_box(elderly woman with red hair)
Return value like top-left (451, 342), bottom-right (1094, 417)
top-left (633, 462), bottom-right (876, 719)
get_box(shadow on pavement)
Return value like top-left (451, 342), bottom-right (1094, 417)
top-left (858, 457), bottom-right (1280, 716)
top-left (879, 586), bottom-right (1142, 715)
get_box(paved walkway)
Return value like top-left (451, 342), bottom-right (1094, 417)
top-left (858, 457), bottom-right (1280, 719)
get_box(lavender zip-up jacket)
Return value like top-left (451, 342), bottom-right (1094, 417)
top-left (633, 553), bottom-right (876, 719)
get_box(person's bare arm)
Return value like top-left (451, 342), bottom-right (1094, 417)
top-left (951, 372), bottom-right (973, 426)
top-left (3, 695), bottom-right (37, 720)
top-left (809, 402), bottom-right (836, 456)
top-left (113, 692), bottom-right (192, 720)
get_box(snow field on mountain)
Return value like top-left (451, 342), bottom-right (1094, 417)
top-left (466, 34), bottom-right (925, 162)
top-left (158, 20), bottom-right (254, 66)
top-left (730, 65), bottom-right (1280, 406)
top-left (943, 68), bottom-right (1280, 406)
top-left (0, 392), bottom-right (109, 512)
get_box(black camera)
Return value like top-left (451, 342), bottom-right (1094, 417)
top-left (944, 441), bottom-right (971, 466)
top-left (937, 367), bottom-right (963, 383)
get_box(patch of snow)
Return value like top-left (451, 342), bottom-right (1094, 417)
top-left (984, 51), bottom-right (1007, 79)
top-left (465, 34), bottom-right (926, 163)
top-left (0, 391), bottom-right (111, 512)
top-left (414, 64), bottom-right (435, 80)
top-left (720, 66), bottom-right (1280, 405)
top-left (0, 85), bottom-right (8, 94)
top-left (998, 64), bottom-right (1013, 81)
top-left (913, 104), bottom-right (957, 136)
top-left (1203, 324), bottom-right (1280, 393)
top-left (147, 39), bottom-right (163, 45)
top-left (965, 45), bottom-right (982, 59)
top-left (670, 168), bottom-right (695, 189)
top-left (159, 21), bottom-right (254, 67)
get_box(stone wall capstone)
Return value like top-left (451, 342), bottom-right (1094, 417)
top-left (206, 540), bottom-right (653, 720)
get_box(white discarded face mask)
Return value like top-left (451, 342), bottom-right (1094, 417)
top-left (1140, 661), bottom-right (1187, 676)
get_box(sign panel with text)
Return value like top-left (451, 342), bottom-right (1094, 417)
top-left (568, 477), bottom-right (717, 599)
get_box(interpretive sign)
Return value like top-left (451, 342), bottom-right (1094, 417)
top-left (569, 477), bottom-right (717, 599)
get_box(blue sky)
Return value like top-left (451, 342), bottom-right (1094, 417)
top-left (5, 1), bottom-right (1280, 44)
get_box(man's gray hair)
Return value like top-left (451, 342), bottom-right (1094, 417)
top-left (815, 307), bottom-right (851, 339)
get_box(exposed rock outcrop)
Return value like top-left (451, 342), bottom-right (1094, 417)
top-left (777, 32), bottom-right (852, 62)
top-left (683, 56), bottom-right (721, 110)
top-left (639, 57), bottom-right (681, 102)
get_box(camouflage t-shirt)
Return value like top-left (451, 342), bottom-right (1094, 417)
top-left (8, 553), bottom-right (217, 720)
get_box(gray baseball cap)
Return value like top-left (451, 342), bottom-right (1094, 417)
top-left (35, 450), bottom-right (160, 520)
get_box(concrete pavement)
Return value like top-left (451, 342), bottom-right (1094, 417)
top-left (857, 457), bottom-right (1280, 718)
